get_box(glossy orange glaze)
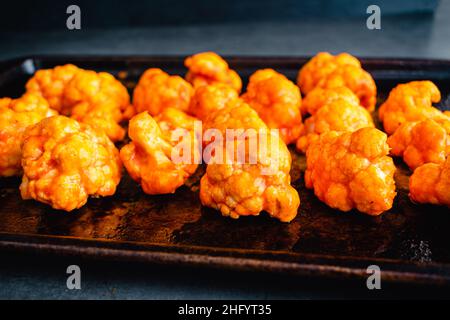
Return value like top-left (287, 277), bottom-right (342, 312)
top-left (26, 64), bottom-right (133, 142)
top-left (133, 68), bottom-right (194, 116)
top-left (120, 108), bottom-right (200, 195)
top-left (26, 64), bottom-right (81, 112)
top-left (409, 157), bottom-right (450, 207)
top-left (305, 127), bottom-right (396, 215)
top-left (296, 99), bottom-right (374, 153)
top-left (242, 69), bottom-right (302, 145)
top-left (185, 52), bottom-right (242, 93)
top-left (379, 80), bottom-right (445, 135)
top-left (301, 86), bottom-right (360, 116)
top-left (388, 118), bottom-right (450, 170)
top-left (0, 93), bottom-right (58, 177)
top-left (200, 102), bottom-right (300, 222)
top-left (297, 52), bottom-right (376, 111)
top-left (188, 83), bottom-right (239, 121)
top-left (20, 115), bottom-right (122, 211)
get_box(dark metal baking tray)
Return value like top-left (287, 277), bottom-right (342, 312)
top-left (0, 56), bottom-right (449, 286)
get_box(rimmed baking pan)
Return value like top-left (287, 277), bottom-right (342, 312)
top-left (0, 56), bottom-right (449, 286)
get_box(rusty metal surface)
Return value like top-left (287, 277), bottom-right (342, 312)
top-left (0, 56), bottom-right (449, 285)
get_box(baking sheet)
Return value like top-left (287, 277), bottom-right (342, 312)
top-left (0, 56), bottom-right (449, 285)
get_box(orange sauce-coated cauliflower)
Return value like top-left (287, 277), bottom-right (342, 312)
top-left (185, 52), bottom-right (242, 93)
top-left (316, 65), bottom-right (376, 111)
top-left (63, 70), bottom-right (133, 141)
top-left (297, 52), bottom-right (376, 110)
top-left (296, 100), bottom-right (374, 153)
top-left (188, 83), bottom-right (239, 121)
top-left (301, 86), bottom-right (360, 116)
top-left (388, 118), bottom-right (450, 170)
top-left (25, 64), bottom-right (81, 112)
top-left (242, 69), bottom-right (303, 145)
top-left (26, 65), bottom-right (133, 142)
top-left (120, 108), bottom-right (200, 195)
top-left (133, 68), bottom-right (194, 116)
top-left (0, 93), bottom-right (58, 177)
top-left (409, 157), bottom-right (450, 207)
top-left (200, 102), bottom-right (300, 222)
top-left (297, 52), bottom-right (361, 93)
top-left (20, 115), bottom-right (122, 211)
top-left (378, 81), bottom-right (445, 135)
top-left (63, 70), bottom-right (132, 117)
top-left (305, 127), bottom-right (396, 215)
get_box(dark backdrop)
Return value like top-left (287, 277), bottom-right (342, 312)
top-left (0, 0), bottom-right (439, 30)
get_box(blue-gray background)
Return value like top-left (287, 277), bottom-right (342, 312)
top-left (0, 0), bottom-right (448, 60)
top-left (0, 0), bottom-right (449, 299)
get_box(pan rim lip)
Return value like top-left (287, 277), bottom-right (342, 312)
top-left (1, 231), bottom-right (450, 286)
top-left (4, 54), bottom-right (450, 64)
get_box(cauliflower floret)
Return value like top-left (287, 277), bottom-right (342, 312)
top-left (188, 83), bottom-right (239, 121)
top-left (297, 52), bottom-right (376, 110)
top-left (388, 118), bottom-right (450, 170)
top-left (69, 100), bottom-right (127, 142)
top-left (63, 69), bottom-right (133, 141)
top-left (120, 108), bottom-right (199, 195)
top-left (200, 102), bottom-right (300, 222)
top-left (245, 68), bottom-right (280, 84)
top-left (20, 115), bottom-right (122, 211)
top-left (27, 65), bottom-right (133, 142)
top-left (242, 69), bottom-right (303, 145)
top-left (25, 64), bottom-right (81, 112)
top-left (133, 68), bottom-right (194, 117)
top-left (378, 81), bottom-right (445, 135)
top-left (0, 93), bottom-right (58, 177)
top-left (296, 100), bottom-right (374, 153)
top-left (409, 157), bottom-right (450, 207)
top-left (63, 70), bottom-right (132, 117)
top-left (301, 86), bottom-right (360, 116)
top-left (185, 52), bottom-right (242, 93)
top-left (315, 65), bottom-right (376, 111)
top-left (297, 52), bottom-right (361, 93)
top-left (305, 127), bottom-right (396, 215)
